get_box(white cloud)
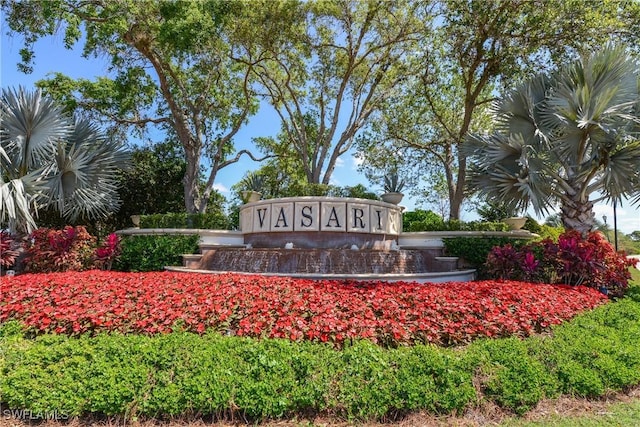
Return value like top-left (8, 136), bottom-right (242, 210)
top-left (213, 183), bottom-right (229, 193)
top-left (335, 157), bottom-right (345, 168)
top-left (351, 153), bottom-right (364, 170)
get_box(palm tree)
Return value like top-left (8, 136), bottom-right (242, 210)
top-left (465, 45), bottom-right (640, 234)
top-left (1, 87), bottom-right (129, 234)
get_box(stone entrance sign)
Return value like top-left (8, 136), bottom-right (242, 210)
top-left (239, 197), bottom-right (402, 248)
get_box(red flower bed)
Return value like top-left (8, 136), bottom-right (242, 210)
top-left (0, 271), bottom-right (607, 346)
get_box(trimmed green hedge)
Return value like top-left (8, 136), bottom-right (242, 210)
top-left (113, 235), bottom-right (199, 272)
top-left (139, 212), bottom-right (230, 230)
top-left (1, 290), bottom-right (639, 422)
top-left (443, 237), bottom-right (529, 277)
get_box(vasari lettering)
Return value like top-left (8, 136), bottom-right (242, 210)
top-left (257, 208), bottom-right (268, 228)
top-left (352, 208), bottom-right (365, 228)
top-left (300, 205), bottom-right (313, 227)
top-left (274, 208), bottom-right (288, 228)
top-left (325, 207), bottom-right (341, 228)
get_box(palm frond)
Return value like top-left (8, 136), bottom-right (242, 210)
top-left (0, 172), bottom-right (46, 233)
top-left (494, 74), bottom-right (551, 147)
top-left (42, 116), bottom-right (129, 221)
top-left (597, 140), bottom-right (640, 201)
top-left (0, 87), bottom-right (73, 174)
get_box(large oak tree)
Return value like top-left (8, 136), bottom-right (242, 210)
top-left (1, 0), bottom-right (282, 213)
top-left (231, 0), bottom-right (423, 186)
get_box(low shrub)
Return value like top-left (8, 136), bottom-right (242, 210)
top-left (0, 330), bottom-right (474, 421)
top-left (485, 230), bottom-right (634, 297)
top-left (403, 210), bottom-right (508, 232)
top-left (113, 235), bottom-right (199, 272)
top-left (21, 227), bottom-right (121, 273)
top-left (535, 224), bottom-right (564, 242)
top-left (471, 338), bottom-right (559, 415)
top-left (139, 212), bottom-right (230, 230)
top-left (443, 237), bottom-right (529, 277)
top-left (24, 226), bottom-right (96, 273)
top-left (540, 297), bottom-right (640, 397)
top-left (0, 231), bottom-right (20, 271)
top-left (403, 210), bottom-right (444, 231)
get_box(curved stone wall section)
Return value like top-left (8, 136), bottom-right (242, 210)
top-left (240, 197), bottom-right (402, 248)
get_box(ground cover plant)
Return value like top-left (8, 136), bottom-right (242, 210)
top-left (0, 271), bottom-right (606, 347)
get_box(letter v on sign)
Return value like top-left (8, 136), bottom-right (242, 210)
top-left (257, 208), bottom-right (268, 228)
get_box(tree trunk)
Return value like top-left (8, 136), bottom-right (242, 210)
top-left (560, 196), bottom-right (595, 236)
top-left (183, 149), bottom-right (202, 214)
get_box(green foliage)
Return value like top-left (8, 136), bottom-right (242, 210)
top-left (443, 237), bottom-right (528, 277)
top-left (391, 345), bottom-right (476, 414)
top-left (237, 1), bottom-right (420, 187)
top-left (403, 210), bottom-right (508, 232)
top-left (357, 0), bottom-right (631, 220)
top-left (536, 224), bottom-right (564, 242)
top-left (332, 184), bottom-right (379, 200)
top-left (538, 298), bottom-right (640, 398)
top-left (522, 217), bottom-right (542, 234)
top-left (599, 228), bottom-right (640, 255)
top-left (139, 212), bottom-right (230, 230)
top-left (2, 0), bottom-right (264, 214)
top-left (0, 331), bottom-right (474, 422)
top-left (403, 210), bottom-right (444, 231)
top-left (113, 235), bottom-right (199, 272)
top-left (477, 201), bottom-right (523, 222)
top-left (471, 338), bottom-right (559, 415)
top-left (630, 269), bottom-right (640, 288)
top-left (105, 141), bottom-right (188, 231)
top-left (233, 171), bottom-right (378, 202)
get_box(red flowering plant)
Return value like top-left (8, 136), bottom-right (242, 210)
top-left (94, 233), bottom-right (121, 270)
top-left (0, 271), bottom-right (607, 347)
top-left (24, 226), bottom-right (97, 273)
top-left (486, 244), bottom-right (542, 283)
top-left (485, 230), bottom-right (634, 297)
top-left (0, 231), bottom-right (20, 272)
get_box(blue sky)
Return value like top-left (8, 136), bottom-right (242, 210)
top-left (2, 21), bottom-right (639, 234)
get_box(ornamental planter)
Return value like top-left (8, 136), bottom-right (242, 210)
top-left (503, 217), bottom-right (527, 231)
top-left (241, 190), bottom-right (262, 203)
top-left (130, 215), bottom-right (141, 228)
top-left (381, 192), bottom-right (404, 205)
